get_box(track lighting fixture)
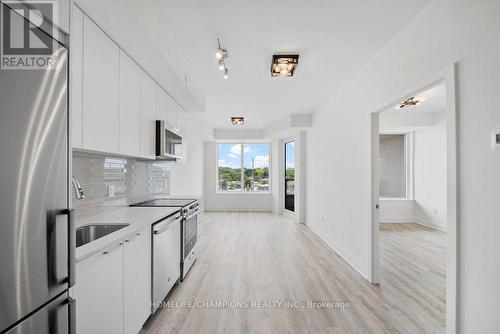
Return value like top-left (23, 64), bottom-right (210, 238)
top-left (216, 38), bottom-right (229, 79)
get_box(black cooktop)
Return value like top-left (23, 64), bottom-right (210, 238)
top-left (130, 198), bottom-right (196, 208)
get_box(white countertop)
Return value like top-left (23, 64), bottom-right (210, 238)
top-left (75, 206), bottom-right (180, 262)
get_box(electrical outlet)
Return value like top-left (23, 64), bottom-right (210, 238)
top-left (321, 216), bottom-right (325, 223)
top-left (433, 208), bottom-right (438, 215)
top-left (108, 185), bottom-right (115, 198)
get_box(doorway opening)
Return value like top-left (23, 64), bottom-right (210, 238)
top-left (370, 66), bottom-right (457, 334)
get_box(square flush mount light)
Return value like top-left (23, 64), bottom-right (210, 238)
top-left (396, 96), bottom-right (424, 109)
top-left (271, 54), bottom-right (299, 77)
top-left (231, 117), bottom-right (244, 125)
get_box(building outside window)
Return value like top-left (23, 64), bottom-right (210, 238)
top-left (217, 143), bottom-right (270, 192)
top-left (379, 133), bottom-right (411, 198)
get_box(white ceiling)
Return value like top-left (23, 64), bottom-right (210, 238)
top-left (78, 0), bottom-right (432, 130)
top-left (380, 82), bottom-right (447, 132)
top-left (144, 0), bottom-right (431, 129)
top-left (384, 82), bottom-right (447, 113)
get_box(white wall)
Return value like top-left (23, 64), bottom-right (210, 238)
top-left (379, 125), bottom-right (447, 231)
top-left (168, 113), bottom-right (212, 198)
top-left (203, 142), bottom-right (273, 211)
top-left (305, 0), bottom-right (500, 332)
top-left (380, 199), bottom-right (415, 223)
top-left (414, 124), bottom-right (447, 230)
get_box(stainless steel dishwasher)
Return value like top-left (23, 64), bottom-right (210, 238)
top-left (152, 212), bottom-right (182, 313)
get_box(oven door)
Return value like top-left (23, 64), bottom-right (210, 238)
top-left (182, 211), bottom-right (198, 260)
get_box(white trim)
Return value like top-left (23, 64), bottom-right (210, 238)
top-left (380, 217), bottom-right (416, 223)
top-left (370, 64), bottom-right (457, 334)
top-left (416, 219), bottom-right (447, 232)
top-left (307, 223), bottom-right (369, 279)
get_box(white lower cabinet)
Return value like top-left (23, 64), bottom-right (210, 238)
top-left (73, 241), bottom-right (124, 334)
top-left (124, 226), bottom-right (151, 334)
top-left (73, 225), bottom-right (152, 334)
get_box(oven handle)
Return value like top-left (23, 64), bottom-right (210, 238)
top-left (154, 216), bottom-right (182, 235)
top-left (184, 210), bottom-right (199, 222)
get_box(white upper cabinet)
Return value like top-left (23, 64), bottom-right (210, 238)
top-left (119, 50), bottom-right (141, 157)
top-left (71, 6), bottom-right (182, 159)
top-left (70, 5), bottom-right (83, 148)
top-left (140, 72), bottom-right (157, 159)
top-left (155, 85), bottom-right (168, 122)
top-left (82, 15), bottom-right (120, 153)
top-left (165, 94), bottom-right (177, 128)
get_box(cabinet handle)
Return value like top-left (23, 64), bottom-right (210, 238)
top-left (103, 242), bottom-right (123, 254)
top-left (124, 232), bottom-right (141, 243)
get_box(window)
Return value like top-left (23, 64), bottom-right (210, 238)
top-left (284, 141), bottom-right (295, 212)
top-left (379, 134), bottom-right (410, 198)
top-left (218, 143), bottom-right (270, 192)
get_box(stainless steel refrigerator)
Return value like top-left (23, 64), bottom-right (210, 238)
top-left (0, 4), bottom-right (74, 333)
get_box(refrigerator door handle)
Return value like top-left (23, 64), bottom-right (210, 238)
top-left (67, 209), bottom-right (76, 288)
top-left (68, 297), bottom-right (76, 334)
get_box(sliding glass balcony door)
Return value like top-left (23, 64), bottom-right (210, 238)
top-left (284, 141), bottom-right (295, 212)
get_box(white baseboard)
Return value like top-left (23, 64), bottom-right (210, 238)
top-left (306, 223), bottom-right (369, 280)
top-left (380, 217), bottom-right (416, 223)
top-left (379, 217), bottom-right (447, 232)
top-left (416, 219), bottom-right (447, 232)
top-left (205, 208), bottom-right (272, 212)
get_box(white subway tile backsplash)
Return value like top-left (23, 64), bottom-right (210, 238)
top-left (72, 152), bottom-right (170, 216)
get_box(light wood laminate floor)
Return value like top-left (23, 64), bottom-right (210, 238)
top-left (143, 213), bottom-right (446, 334)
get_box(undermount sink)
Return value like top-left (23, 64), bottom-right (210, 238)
top-left (76, 224), bottom-right (129, 247)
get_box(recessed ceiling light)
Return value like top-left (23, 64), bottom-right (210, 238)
top-left (271, 54), bottom-right (299, 77)
top-left (231, 117), bottom-right (244, 125)
top-left (396, 96), bottom-right (424, 109)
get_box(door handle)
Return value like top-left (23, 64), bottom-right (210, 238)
top-left (67, 209), bottom-right (75, 287)
top-left (47, 209), bottom-right (75, 288)
top-left (375, 204), bottom-right (380, 209)
top-left (68, 297), bottom-right (76, 334)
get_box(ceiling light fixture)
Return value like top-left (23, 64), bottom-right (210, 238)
top-left (396, 96), bottom-right (424, 109)
top-left (271, 54), bottom-right (299, 77)
top-left (216, 38), bottom-right (229, 79)
top-left (231, 117), bottom-right (244, 125)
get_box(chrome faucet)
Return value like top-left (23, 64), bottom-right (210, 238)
top-left (72, 177), bottom-right (85, 200)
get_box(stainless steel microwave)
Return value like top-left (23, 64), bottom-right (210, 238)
top-left (156, 120), bottom-right (182, 160)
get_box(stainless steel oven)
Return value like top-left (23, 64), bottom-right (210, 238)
top-left (181, 201), bottom-right (199, 280)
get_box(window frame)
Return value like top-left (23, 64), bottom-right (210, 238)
top-left (379, 132), bottom-right (414, 200)
top-left (216, 142), bottom-right (272, 194)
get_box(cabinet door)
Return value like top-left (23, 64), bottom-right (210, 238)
top-left (140, 72), bottom-right (156, 159)
top-left (155, 85), bottom-right (168, 122)
top-left (73, 243), bottom-right (124, 334)
top-left (124, 227), bottom-right (151, 334)
top-left (70, 5), bottom-right (83, 148)
top-left (165, 94), bottom-right (176, 128)
top-left (119, 50), bottom-right (141, 156)
top-left (82, 15), bottom-right (120, 153)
